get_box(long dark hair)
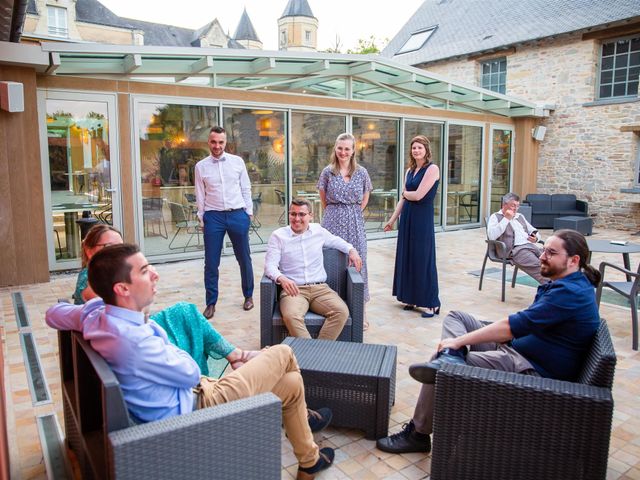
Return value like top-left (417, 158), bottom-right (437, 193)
top-left (408, 135), bottom-right (432, 171)
top-left (554, 229), bottom-right (601, 286)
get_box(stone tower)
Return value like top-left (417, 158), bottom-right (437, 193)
top-left (278, 0), bottom-right (317, 51)
top-left (233, 8), bottom-right (262, 50)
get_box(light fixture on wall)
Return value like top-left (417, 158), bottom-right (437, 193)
top-left (256, 116), bottom-right (280, 137)
top-left (0, 81), bottom-right (23, 112)
top-left (532, 125), bottom-right (546, 141)
top-left (272, 135), bottom-right (285, 154)
top-left (361, 121), bottom-right (380, 140)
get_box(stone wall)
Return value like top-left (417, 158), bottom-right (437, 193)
top-left (418, 32), bottom-right (640, 230)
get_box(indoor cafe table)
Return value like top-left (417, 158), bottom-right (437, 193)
top-left (52, 202), bottom-right (103, 258)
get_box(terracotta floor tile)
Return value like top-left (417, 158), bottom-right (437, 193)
top-left (1, 227), bottom-right (638, 479)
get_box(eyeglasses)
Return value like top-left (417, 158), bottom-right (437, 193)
top-left (96, 242), bottom-right (115, 248)
top-left (288, 212), bottom-right (310, 218)
top-left (540, 248), bottom-right (568, 258)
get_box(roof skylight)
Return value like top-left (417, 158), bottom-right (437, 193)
top-left (396, 26), bottom-right (437, 55)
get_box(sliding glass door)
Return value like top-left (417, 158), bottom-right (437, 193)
top-left (446, 124), bottom-right (483, 226)
top-left (41, 91), bottom-right (121, 269)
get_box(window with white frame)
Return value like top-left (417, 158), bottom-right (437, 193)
top-left (480, 57), bottom-right (506, 94)
top-left (47, 5), bottom-right (68, 37)
top-left (280, 30), bottom-right (287, 48)
top-left (396, 26), bottom-right (437, 55)
top-left (305, 30), bottom-right (311, 44)
top-left (599, 35), bottom-right (640, 99)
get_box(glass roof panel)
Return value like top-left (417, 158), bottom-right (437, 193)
top-left (40, 44), bottom-right (542, 117)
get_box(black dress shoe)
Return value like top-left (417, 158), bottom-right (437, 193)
top-left (409, 348), bottom-right (467, 384)
top-left (203, 304), bottom-right (216, 319)
top-left (297, 447), bottom-right (335, 479)
top-left (307, 407), bottom-right (332, 433)
top-left (376, 420), bottom-right (431, 454)
top-left (243, 297), bottom-right (254, 311)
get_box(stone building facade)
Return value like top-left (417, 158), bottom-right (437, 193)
top-left (419, 31), bottom-right (640, 229)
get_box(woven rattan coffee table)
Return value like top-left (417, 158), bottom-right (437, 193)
top-left (283, 337), bottom-right (397, 440)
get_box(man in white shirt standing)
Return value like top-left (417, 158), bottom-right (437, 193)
top-left (486, 192), bottom-right (548, 284)
top-left (195, 126), bottom-right (254, 319)
top-left (264, 198), bottom-right (363, 340)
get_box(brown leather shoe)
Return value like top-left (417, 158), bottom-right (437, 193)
top-left (243, 297), bottom-right (254, 311)
top-left (203, 304), bottom-right (216, 319)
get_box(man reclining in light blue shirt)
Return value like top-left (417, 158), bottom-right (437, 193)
top-left (46, 243), bottom-right (335, 479)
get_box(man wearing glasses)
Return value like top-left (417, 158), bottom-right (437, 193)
top-left (377, 229), bottom-right (601, 455)
top-left (264, 198), bottom-right (363, 340)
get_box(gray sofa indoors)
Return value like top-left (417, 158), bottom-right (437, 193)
top-left (524, 193), bottom-right (589, 229)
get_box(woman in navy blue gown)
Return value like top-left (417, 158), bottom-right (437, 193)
top-left (384, 135), bottom-right (441, 317)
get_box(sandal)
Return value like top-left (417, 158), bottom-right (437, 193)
top-left (403, 304), bottom-right (415, 311)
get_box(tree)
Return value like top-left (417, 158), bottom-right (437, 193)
top-left (346, 35), bottom-right (388, 54)
top-left (323, 34), bottom-right (343, 53)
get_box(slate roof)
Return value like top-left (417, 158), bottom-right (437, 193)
top-left (280, 0), bottom-right (315, 19)
top-left (381, 0), bottom-right (640, 65)
top-left (75, 0), bottom-right (134, 29)
top-left (25, 0), bottom-right (238, 48)
top-left (234, 8), bottom-right (260, 42)
top-left (122, 18), bottom-right (195, 47)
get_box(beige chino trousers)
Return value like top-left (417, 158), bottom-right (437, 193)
top-left (279, 283), bottom-right (349, 340)
top-left (195, 344), bottom-right (319, 468)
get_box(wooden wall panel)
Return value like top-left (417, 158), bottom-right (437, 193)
top-left (117, 93), bottom-right (136, 243)
top-left (513, 118), bottom-right (540, 198)
top-left (0, 66), bottom-right (48, 286)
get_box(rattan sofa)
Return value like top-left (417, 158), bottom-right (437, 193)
top-left (58, 330), bottom-right (282, 480)
top-left (260, 247), bottom-right (364, 347)
top-left (430, 318), bottom-right (616, 480)
top-left (524, 193), bottom-right (589, 229)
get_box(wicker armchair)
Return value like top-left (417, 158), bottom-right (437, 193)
top-left (58, 330), bottom-right (281, 480)
top-left (260, 248), bottom-right (364, 347)
top-left (430, 319), bottom-right (616, 480)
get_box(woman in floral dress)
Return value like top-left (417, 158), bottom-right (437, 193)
top-left (317, 133), bottom-right (373, 327)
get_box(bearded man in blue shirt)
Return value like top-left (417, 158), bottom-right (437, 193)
top-left (46, 244), bottom-right (335, 479)
top-left (376, 229), bottom-right (601, 455)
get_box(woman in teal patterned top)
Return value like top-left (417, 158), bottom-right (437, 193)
top-left (73, 224), bottom-right (245, 376)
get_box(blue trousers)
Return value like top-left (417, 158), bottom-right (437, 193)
top-left (203, 209), bottom-right (254, 306)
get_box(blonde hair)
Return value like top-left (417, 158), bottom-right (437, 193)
top-left (329, 133), bottom-right (358, 177)
top-left (408, 135), bottom-right (432, 171)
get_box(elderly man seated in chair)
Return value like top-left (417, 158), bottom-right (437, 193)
top-left (264, 198), bottom-right (362, 340)
top-left (487, 192), bottom-right (549, 284)
top-left (376, 229), bottom-right (601, 455)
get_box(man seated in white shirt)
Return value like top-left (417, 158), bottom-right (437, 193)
top-left (487, 192), bottom-right (549, 284)
top-left (264, 198), bottom-right (363, 340)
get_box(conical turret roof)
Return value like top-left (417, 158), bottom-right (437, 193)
top-left (233, 8), bottom-right (260, 42)
top-left (279, 0), bottom-right (315, 19)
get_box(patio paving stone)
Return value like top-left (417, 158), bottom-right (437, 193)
top-left (1, 227), bottom-right (639, 479)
